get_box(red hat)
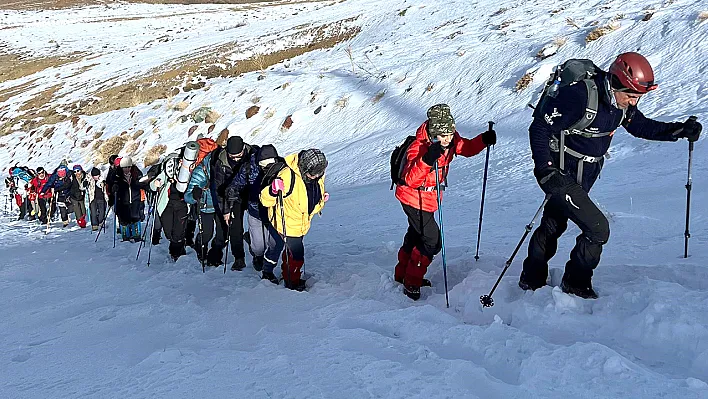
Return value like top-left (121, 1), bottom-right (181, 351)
top-left (114, 157), bottom-right (122, 167)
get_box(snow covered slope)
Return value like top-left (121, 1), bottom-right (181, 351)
top-left (1, 0), bottom-right (707, 397)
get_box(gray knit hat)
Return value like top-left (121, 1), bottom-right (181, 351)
top-left (298, 149), bottom-right (327, 177)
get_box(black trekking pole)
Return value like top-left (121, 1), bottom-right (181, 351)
top-left (223, 216), bottom-right (232, 274)
top-left (433, 159), bottom-right (450, 308)
top-left (196, 200), bottom-right (206, 273)
top-left (475, 121), bottom-right (494, 261)
top-left (113, 193), bottom-right (117, 248)
top-left (95, 205), bottom-right (112, 242)
top-left (146, 203), bottom-right (157, 267)
top-left (278, 191), bottom-right (290, 287)
top-left (480, 194), bottom-right (550, 308)
top-left (136, 195), bottom-right (156, 260)
top-left (684, 135), bottom-right (694, 258)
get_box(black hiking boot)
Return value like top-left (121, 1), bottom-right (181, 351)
top-left (261, 271), bottom-right (279, 284)
top-left (252, 256), bottom-right (264, 272)
top-left (284, 278), bottom-right (306, 292)
top-left (230, 258), bottom-right (246, 271)
top-left (395, 276), bottom-right (431, 287)
top-left (560, 277), bottom-right (598, 299)
top-left (518, 271), bottom-right (546, 291)
top-left (151, 231), bottom-right (161, 246)
top-left (404, 285), bottom-right (421, 301)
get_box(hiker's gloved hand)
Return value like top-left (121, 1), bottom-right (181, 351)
top-left (111, 184), bottom-right (119, 195)
top-left (421, 142), bottom-right (444, 166)
top-left (271, 178), bottom-right (285, 195)
top-left (482, 129), bottom-right (497, 146)
top-left (323, 192), bottom-right (330, 203)
top-left (153, 179), bottom-right (162, 189)
top-left (192, 187), bottom-right (203, 201)
top-left (676, 116), bottom-right (702, 142)
top-left (534, 166), bottom-right (575, 195)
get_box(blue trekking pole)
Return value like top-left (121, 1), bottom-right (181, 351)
top-left (433, 159), bottom-right (450, 309)
top-left (475, 121), bottom-right (494, 261)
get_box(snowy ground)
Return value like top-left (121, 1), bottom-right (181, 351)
top-left (1, 0), bottom-right (708, 397)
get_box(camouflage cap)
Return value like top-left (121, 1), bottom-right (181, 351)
top-left (426, 104), bottom-right (455, 136)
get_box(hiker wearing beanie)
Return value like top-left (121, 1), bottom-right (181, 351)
top-left (393, 104), bottom-right (495, 300)
top-left (225, 144), bottom-right (282, 279)
top-left (259, 148), bottom-right (329, 291)
top-left (105, 155), bottom-right (119, 207)
top-left (30, 167), bottom-right (53, 224)
top-left (112, 156), bottom-right (147, 242)
top-left (212, 136), bottom-right (254, 269)
top-left (69, 165), bottom-right (88, 228)
top-left (519, 52), bottom-right (702, 299)
top-left (87, 167), bottom-right (108, 230)
top-left (40, 165), bottom-right (74, 227)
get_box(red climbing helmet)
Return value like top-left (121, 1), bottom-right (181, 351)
top-left (609, 52), bottom-right (658, 93)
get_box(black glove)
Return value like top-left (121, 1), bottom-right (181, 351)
top-left (111, 184), bottom-right (119, 195)
top-left (676, 116), bottom-right (702, 142)
top-left (421, 141), bottom-right (444, 166)
top-left (482, 129), bottom-right (497, 146)
top-left (534, 166), bottom-right (575, 195)
top-left (192, 187), bottom-right (203, 201)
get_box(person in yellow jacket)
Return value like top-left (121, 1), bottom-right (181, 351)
top-left (260, 148), bottom-right (328, 291)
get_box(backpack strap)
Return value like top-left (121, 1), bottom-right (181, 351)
top-left (284, 169), bottom-right (295, 198)
top-left (567, 79), bottom-right (598, 133)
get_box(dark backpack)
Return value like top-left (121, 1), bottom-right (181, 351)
top-left (531, 59), bottom-right (601, 134)
top-left (260, 159), bottom-right (295, 197)
top-left (389, 135), bottom-right (417, 190)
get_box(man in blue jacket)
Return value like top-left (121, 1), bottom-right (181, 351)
top-left (520, 52), bottom-right (702, 299)
top-left (224, 144), bottom-right (281, 279)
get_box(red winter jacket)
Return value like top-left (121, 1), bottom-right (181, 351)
top-left (31, 176), bottom-right (52, 200)
top-left (395, 122), bottom-right (486, 212)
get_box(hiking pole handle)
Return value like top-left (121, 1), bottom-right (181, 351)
top-left (480, 195), bottom-right (550, 307)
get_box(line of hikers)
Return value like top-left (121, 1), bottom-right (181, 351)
top-left (5, 136), bottom-right (329, 292)
top-left (2, 52), bottom-right (703, 300)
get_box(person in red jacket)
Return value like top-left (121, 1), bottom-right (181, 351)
top-left (394, 104), bottom-right (496, 300)
top-left (30, 167), bottom-right (53, 224)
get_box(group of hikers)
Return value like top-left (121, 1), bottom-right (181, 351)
top-left (5, 136), bottom-right (329, 292)
top-left (3, 52), bottom-right (703, 301)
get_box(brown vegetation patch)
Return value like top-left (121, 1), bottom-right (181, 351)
top-left (246, 105), bottom-right (260, 119)
top-left (143, 144), bottom-right (167, 167)
top-left (216, 128), bottom-right (229, 146)
top-left (0, 52), bottom-right (83, 84)
top-left (75, 18), bottom-right (360, 117)
top-left (95, 135), bottom-right (129, 164)
top-left (515, 71), bottom-right (535, 92)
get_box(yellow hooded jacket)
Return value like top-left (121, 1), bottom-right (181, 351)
top-left (260, 153), bottom-right (326, 237)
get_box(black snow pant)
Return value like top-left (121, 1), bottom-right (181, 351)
top-left (521, 183), bottom-right (610, 288)
top-left (161, 199), bottom-right (188, 258)
top-left (18, 196), bottom-right (28, 220)
top-left (37, 198), bottom-right (49, 224)
top-left (90, 200), bottom-right (107, 226)
top-left (218, 199), bottom-right (247, 261)
top-left (185, 205), bottom-right (197, 247)
top-left (195, 211), bottom-right (226, 265)
top-left (401, 203), bottom-right (442, 259)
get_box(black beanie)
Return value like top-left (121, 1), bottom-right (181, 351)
top-left (90, 167), bottom-right (101, 177)
top-left (226, 136), bottom-right (244, 155)
top-left (36, 167), bottom-right (45, 173)
top-left (257, 144), bottom-right (278, 162)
